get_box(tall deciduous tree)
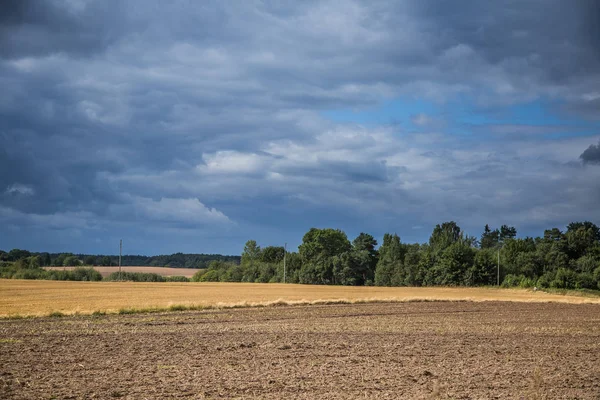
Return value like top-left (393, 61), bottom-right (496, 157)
top-left (429, 221), bottom-right (462, 252)
top-left (241, 240), bottom-right (261, 266)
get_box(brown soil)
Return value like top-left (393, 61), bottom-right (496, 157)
top-left (1, 302), bottom-right (599, 399)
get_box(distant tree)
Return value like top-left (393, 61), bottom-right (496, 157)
top-left (100, 256), bottom-right (112, 266)
top-left (8, 249), bottom-right (31, 261)
top-left (352, 232), bottom-right (379, 280)
top-left (435, 241), bottom-right (476, 286)
top-left (28, 256), bottom-right (41, 269)
top-left (374, 233), bottom-right (403, 286)
top-left (566, 221), bottom-right (600, 259)
top-left (469, 249), bottom-right (496, 285)
top-left (480, 224), bottom-right (499, 249)
top-left (543, 228), bottom-right (564, 242)
top-left (567, 221), bottom-right (600, 241)
top-left (242, 240), bottom-right (261, 266)
top-left (63, 256), bottom-right (82, 266)
top-left (84, 256), bottom-right (97, 266)
top-left (499, 225), bottom-right (517, 243)
top-left (40, 253), bottom-right (52, 266)
top-left (299, 228), bottom-right (352, 263)
top-left (429, 222), bottom-right (462, 252)
top-left (53, 253), bottom-right (70, 266)
top-left (260, 246), bottom-right (285, 264)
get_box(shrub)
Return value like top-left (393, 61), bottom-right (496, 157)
top-left (191, 269), bottom-right (206, 282)
top-left (104, 272), bottom-right (165, 282)
top-left (518, 277), bottom-right (536, 288)
top-left (536, 272), bottom-right (554, 288)
top-left (575, 272), bottom-right (596, 290)
top-left (551, 268), bottom-right (578, 289)
top-left (69, 267), bottom-right (103, 281)
top-left (197, 269), bottom-right (220, 282)
top-left (501, 274), bottom-right (522, 288)
top-left (165, 276), bottom-right (189, 282)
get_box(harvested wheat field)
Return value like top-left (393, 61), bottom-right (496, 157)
top-left (1, 280), bottom-right (599, 317)
top-left (43, 266), bottom-right (200, 278)
top-left (1, 301), bottom-right (599, 399)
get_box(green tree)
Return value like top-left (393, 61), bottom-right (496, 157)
top-left (8, 249), bottom-right (31, 261)
top-left (40, 253), bottom-right (52, 266)
top-left (499, 225), bottom-right (517, 243)
top-left (374, 233), bottom-right (403, 286)
top-left (480, 224), bottom-right (499, 249)
top-left (28, 255), bottom-right (41, 269)
top-left (241, 240), bottom-right (261, 266)
top-left (299, 228), bottom-right (352, 263)
top-left (352, 232), bottom-right (378, 282)
top-left (84, 256), bottom-right (97, 266)
top-left (63, 256), bottom-right (82, 266)
top-left (402, 244), bottom-right (424, 286)
top-left (298, 228), bottom-right (352, 284)
top-left (470, 249), bottom-right (496, 285)
top-left (429, 221), bottom-right (462, 252)
top-left (566, 222), bottom-right (600, 259)
top-left (260, 246), bottom-right (285, 264)
top-left (435, 241), bottom-right (476, 285)
top-left (100, 256), bottom-right (113, 266)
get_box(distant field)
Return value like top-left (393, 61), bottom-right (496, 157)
top-left (43, 266), bottom-right (200, 278)
top-left (1, 280), bottom-right (599, 317)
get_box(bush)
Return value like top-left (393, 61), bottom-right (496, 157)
top-left (191, 269), bottom-right (206, 282)
top-left (196, 269), bottom-right (220, 282)
top-left (69, 267), bottom-right (103, 281)
top-left (12, 268), bottom-right (46, 280)
top-left (104, 272), bottom-right (165, 282)
top-left (501, 274), bottom-right (522, 288)
top-left (518, 277), bottom-right (536, 288)
top-left (573, 273), bottom-right (595, 289)
top-left (165, 276), bottom-right (189, 282)
top-left (551, 268), bottom-right (578, 289)
top-left (536, 272), bottom-right (554, 289)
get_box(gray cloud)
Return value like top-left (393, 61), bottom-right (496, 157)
top-left (0, 0), bottom-right (124, 59)
top-left (1, 0), bottom-right (599, 253)
top-left (580, 140), bottom-right (600, 165)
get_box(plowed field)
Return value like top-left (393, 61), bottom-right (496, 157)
top-left (1, 301), bottom-right (599, 399)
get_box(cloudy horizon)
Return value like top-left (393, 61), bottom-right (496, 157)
top-left (1, 0), bottom-right (600, 255)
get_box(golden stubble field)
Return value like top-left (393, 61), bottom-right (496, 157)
top-left (43, 266), bottom-right (200, 277)
top-left (1, 280), bottom-right (599, 317)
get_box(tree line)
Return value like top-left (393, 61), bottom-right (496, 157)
top-left (192, 221), bottom-right (600, 291)
top-left (0, 251), bottom-right (240, 269)
top-left (3, 221), bottom-right (600, 291)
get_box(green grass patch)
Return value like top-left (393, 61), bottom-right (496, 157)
top-left (48, 311), bottom-right (65, 318)
top-left (0, 338), bottom-right (22, 344)
top-left (540, 288), bottom-right (600, 298)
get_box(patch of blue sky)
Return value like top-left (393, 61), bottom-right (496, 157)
top-left (322, 95), bottom-right (599, 140)
top-left (321, 97), bottom-right (440, 126)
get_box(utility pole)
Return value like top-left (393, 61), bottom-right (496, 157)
top-left (283, 242), bottom-right (287, 284)
top-left (119, 239), bottom-right (122, 281)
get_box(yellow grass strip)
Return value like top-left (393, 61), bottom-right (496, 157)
top-left (43, 266), bottom-right (199, 278)
top-left (1, 280), bottom-right (599, 318)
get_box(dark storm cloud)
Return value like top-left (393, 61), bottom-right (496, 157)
top-left (580, 140), bottom-right (600, 165)
top-left (0, 0), bottom-right (124, 59)
top-left (1, 0), bottom-right (599, 253)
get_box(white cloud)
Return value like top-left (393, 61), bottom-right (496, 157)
top-left (133, 197), bottom-right (232, 225)
top-left (5, 184), bottom-right (35, 196)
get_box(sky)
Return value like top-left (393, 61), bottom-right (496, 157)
top-left (1, 0), bottom-right (600, 256)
